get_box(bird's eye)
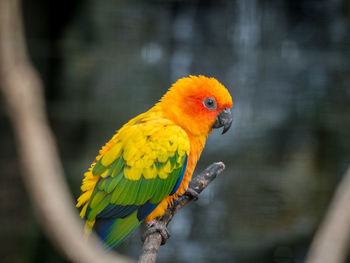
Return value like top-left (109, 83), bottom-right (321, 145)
top-left (203, 97), bottom-right (217, 110)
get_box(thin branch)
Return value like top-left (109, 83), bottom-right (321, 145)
top-left (305, 165), bottom-right (350, 263)
top-left (0, 1), bottom-right (132, 262)
top-left (138, 162), bottom-right (226, 263)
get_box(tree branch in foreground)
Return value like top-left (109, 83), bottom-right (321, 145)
top-left (305, 165), bottom-right (350, 263)
top-left (138, 162), bottom-right (226, 263)
top-left (0, 1), bottom-right (132, 262)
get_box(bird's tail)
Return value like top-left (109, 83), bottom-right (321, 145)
top-left (94, 210), bottom-right (141, 249)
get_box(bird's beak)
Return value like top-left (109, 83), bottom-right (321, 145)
top-left (212, 108), bottom-right (232, 134)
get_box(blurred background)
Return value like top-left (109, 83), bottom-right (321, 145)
top-left (1, 0), bottom-right (350, 262)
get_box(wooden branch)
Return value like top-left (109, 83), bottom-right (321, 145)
top-left (305, 165), bottom-right (350, 263)
top-left (138, 162), bottom-right (226, 263)
top-left (0, 1), bottom-right (132, 262)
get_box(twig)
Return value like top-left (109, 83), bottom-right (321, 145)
top-left (0, 1), bottom-right (132, 262)
top-left (138, 162), bottom-right (226, 263)
top-left (305, 165), bottom-right (350, 263)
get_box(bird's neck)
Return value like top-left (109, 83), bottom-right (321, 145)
top-left (151, 103), bottom-right (212, 138)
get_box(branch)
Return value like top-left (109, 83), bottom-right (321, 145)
top-left (305, 165), bottom-right (350, 263)
top-left (0, 1), bottom-right (132, 262)
top-left (138, 162), bottom-right (226, 263)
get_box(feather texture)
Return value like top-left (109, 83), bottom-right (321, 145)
top-left (77, 115), bottom-right (189, 248)
top-left (76, 75), bottom-right (233, 248)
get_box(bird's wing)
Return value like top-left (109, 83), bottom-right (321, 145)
top-left (79, 118), bottom-right (190, 224)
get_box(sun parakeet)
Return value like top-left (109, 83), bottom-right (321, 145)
top-left (76, 75), bottom-right (233, 248)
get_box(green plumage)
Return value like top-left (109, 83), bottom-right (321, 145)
top-left (82, 121), bottom-right (189, 249)
top-left (87, 195), bottom-right (110, 221)
top-left (86, 153), bottom-right (185, 219)
top-left (103, 211), bottom-right (141, 248)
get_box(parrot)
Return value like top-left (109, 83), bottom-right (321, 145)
top-left (76, 75), bottom-right (233, 249)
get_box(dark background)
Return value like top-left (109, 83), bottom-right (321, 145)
top-left (1, 0), bottom-right (350, 262)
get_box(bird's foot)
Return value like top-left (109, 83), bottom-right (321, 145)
top-left (142, 221), bottom-right (170, 246)
top-left (185, 187), bottom-right (199, 200)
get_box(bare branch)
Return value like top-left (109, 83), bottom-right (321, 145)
top-left (305, 165), bottom-right (350, 263)
top-left (0, 1), bottom-right (133, 262)
top-left (138, 162), bottom-right (226, 263)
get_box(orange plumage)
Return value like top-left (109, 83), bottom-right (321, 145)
top-left (144, 75), bottom-right (233, 221)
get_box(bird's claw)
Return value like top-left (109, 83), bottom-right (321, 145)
top-left (142, 221), bottom-right (171, 246)
top-left (185, 187), bottom-right (199, 200)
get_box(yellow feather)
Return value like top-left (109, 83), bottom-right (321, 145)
top-left (81, 180), bottom-right (96, 191)
top-left (100, 169), bottom-right (109, 178)
top-left (157, 154), bottom-right (168, 163)
top-left (123, 143), bottom-right (139, 162)
top-left (158, 166), bottom-right (168, 179)
top-left (124, 166), bottom-right (142, 180)
top-left (101, 142), bottom-right (122, 166)
top-left (163, 160), bottom-right (172, 173)
top-left (134, 158), bottom-right (145, 168)
top-left (143, 158), bottom-right (154, 167)
top-left (143, 165), bottom-right (157, 179)
top-left (149, 150), bottom-right (159, 160)
top-left (76, 189), bottom-right (93, 207)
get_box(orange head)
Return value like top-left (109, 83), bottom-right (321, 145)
top-left (158, 75), bottom-right (233, 136)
